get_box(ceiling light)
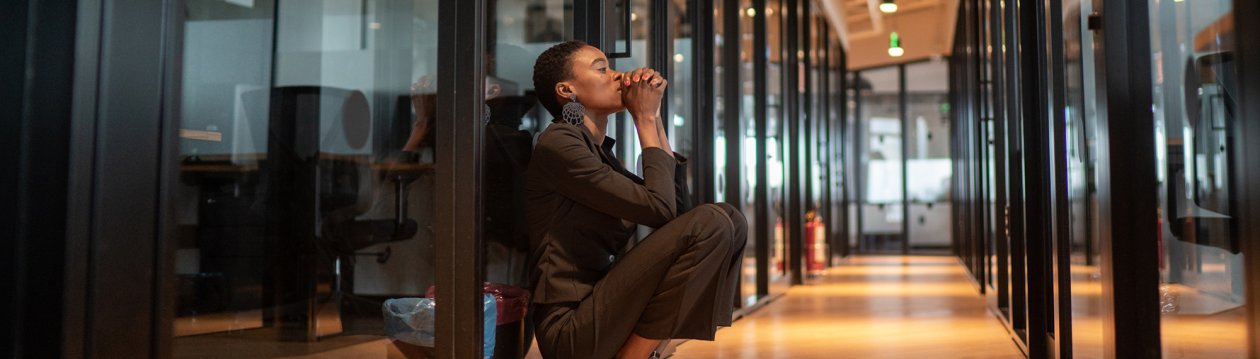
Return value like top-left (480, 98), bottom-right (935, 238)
top-left (879, 0), bottom-right (898, 13)
top-left (745, 7), bottom-right (757, 17)
top-left (888, 32), bottom-right (904, 57)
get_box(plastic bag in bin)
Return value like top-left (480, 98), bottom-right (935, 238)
top-left (382, 294), bottom-right (497, 358)
top-left (426, 282), bottom-right (530, 325)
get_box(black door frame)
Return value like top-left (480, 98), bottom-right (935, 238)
top-left (1092, 0), bottom-right (1162, 356)
top-left (1236, 0), bottom-right (1260, 354)
top-left (752, 0), bottom-right (773, 299)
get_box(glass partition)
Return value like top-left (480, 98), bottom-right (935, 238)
top-left (903, 61), bottom-right (952, 253)
top-left (172, 0), bottom-right (444, 355)
top-left (668, 0), bottom-right (695, 174)
top-left (481, 0), bottom-right (569, 285)
top-left (479, 2), bottom-right (571, 356)
top-left (856, 66), bottom-right (904, 253)
top-left (713, 0), bottom-right (759, 308)
top-left (1149, 0), bottom-right (1246, 356)
top-left (805, 14), bottom-right (827, 275)
top-left (765, 0), bottom-right (791, 296)
top-left (1064, 0), bottom-right (1104, 356)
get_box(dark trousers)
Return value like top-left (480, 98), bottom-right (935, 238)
top-left (534, 203), bottom-right (748, 359)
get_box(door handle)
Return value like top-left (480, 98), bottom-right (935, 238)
top-left (606, 0), bottom-right (633, 58)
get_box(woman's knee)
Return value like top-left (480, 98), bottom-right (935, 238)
top-left (714, 202), bottom-right (748, 234)
top-left (687, 204), bottom-right (743, 248)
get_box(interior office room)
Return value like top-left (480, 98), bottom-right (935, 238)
top-left (4, 0), bottom-right (1260, 358)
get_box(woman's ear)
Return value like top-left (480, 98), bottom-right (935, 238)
top-left (555, 82), bottom-right (575, 102)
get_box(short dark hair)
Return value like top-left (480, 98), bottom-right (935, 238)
top-left (533, 40), bottom-right (589, 119)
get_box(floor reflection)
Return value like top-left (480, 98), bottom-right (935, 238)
top-left (673, 256), bottom-right (1024, 358)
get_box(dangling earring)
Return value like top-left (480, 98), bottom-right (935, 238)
top-left (561, 94), bottom-right (585, 126)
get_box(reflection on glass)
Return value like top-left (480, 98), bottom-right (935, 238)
top-left (846, 78), bottom-right (859, 251)
top-left (904, 61), bottom-right (952, 253)
top-left (856, 66), bottom-right (904, 253)
top-left (828, 43), bottom-right (847, 264)
top-left (613, 0), bottom-right (674, 169)
top-left (1149, 0), bottom-right (1246, 357)
top-left (478, 1), bottom-right (571, 356)
top-left (172, 0), bottom-right (441, 356)
top-left (715, 2), bottom-right (728, 205)
top-left (669, 0), bottom-right (695, 170)
top-left (806, 19), bottom-right (826, 275)
top-left (765, 0), bottom-right (790, 294)
top-left (735, 0), bottom-right (756, 298)
top-left (1064, 0), bottom-right (1104, 356)
top-left (711, 0), bottom-right (755, 308)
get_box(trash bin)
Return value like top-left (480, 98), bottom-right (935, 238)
top-left (426, 282), bottom-right (532, 359)
top-left (383, 294), bottom-right (497, 358)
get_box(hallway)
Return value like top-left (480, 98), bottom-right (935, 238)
top-left (671, 256), bottom-right (1024, 359)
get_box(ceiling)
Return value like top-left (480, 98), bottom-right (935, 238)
top-left (819, 0), bottom-right (960, 70)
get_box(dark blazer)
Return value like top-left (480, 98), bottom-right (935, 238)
top-left (525, 122), bottom-right (690, 305)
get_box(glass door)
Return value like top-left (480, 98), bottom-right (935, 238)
top-left (855, 66), bottom-right (905, 254)
top-left (1148, 1), bottom-right (1248, 357)
top-left (904, 61), bottom-right (953, 254)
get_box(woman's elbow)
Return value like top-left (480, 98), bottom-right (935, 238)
top-left (642, 201), bottom-right (677, 227)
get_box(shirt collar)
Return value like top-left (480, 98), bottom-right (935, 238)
top-left (601, 136), bottom-right (617, 153)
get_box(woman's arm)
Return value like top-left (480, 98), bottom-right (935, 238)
top-left (535, 126), bottom-right (678, 227)
top-left (622, 68), bottom-right (672, 157)
top-left (655, 110), bottom-right (674, 156)
top-left (624, 67), bottom-right (691, 212)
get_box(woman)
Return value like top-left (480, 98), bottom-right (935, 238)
top-left (526, 40), bottom-right (748, 358)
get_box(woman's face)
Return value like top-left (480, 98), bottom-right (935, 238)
top-left (558, 46), bottom-right (624, 116)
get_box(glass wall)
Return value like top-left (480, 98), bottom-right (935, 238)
top-left (766, 0), bottom-right (791, 296)
top-left (480, 0), bottom-right (571, 333)
top-left (712, 0), bottom-right (757, 308)
top-left (904, 61), bottom-right (952, 253)
top-left (829, 32), bottom-right (848, 262)
top-left (846, 72), bottom-right (860, 252)
top-left (611, 0), bottom-right (651, 165)
top-left (714, 2), bottom-right (728, 206)
top-left (669, 0), bottom-right (695, 191)
top-left (952, 0), bottom-right (1260, 355)
top-left (855, 66), bottom-right (904, 254)
top-left (1148, 0), bottom-right (1247, 357)
top-left (170, 0), bottom-right (578, 356)
top-left (15, 0), bottom-right (853, 354)
top-left (805, 13), bottom-right (827, 275)
top-left (844, 62), bottom-right (951, 257)
top-left (738, 0), bottom-right (761, 303)
top-left (1064, 0), bottom-right (1104, 356)
top-left (172, 0), bottom-right (445, 355)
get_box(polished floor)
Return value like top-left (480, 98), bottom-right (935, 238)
top-left (669, 255), bottom-right (1025, 359)
top-left (174, 255), bottom-right (1025, 358)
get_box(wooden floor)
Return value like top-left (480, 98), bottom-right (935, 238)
top-left (670, 256), bottom-right (1025, 359)
top-left (174, 256), bottom-right (1024, 358)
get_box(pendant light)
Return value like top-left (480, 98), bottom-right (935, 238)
top-left (879, 0), bottom-right (898, 13)
top-left (888, 32), bottom-right (905, 57)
